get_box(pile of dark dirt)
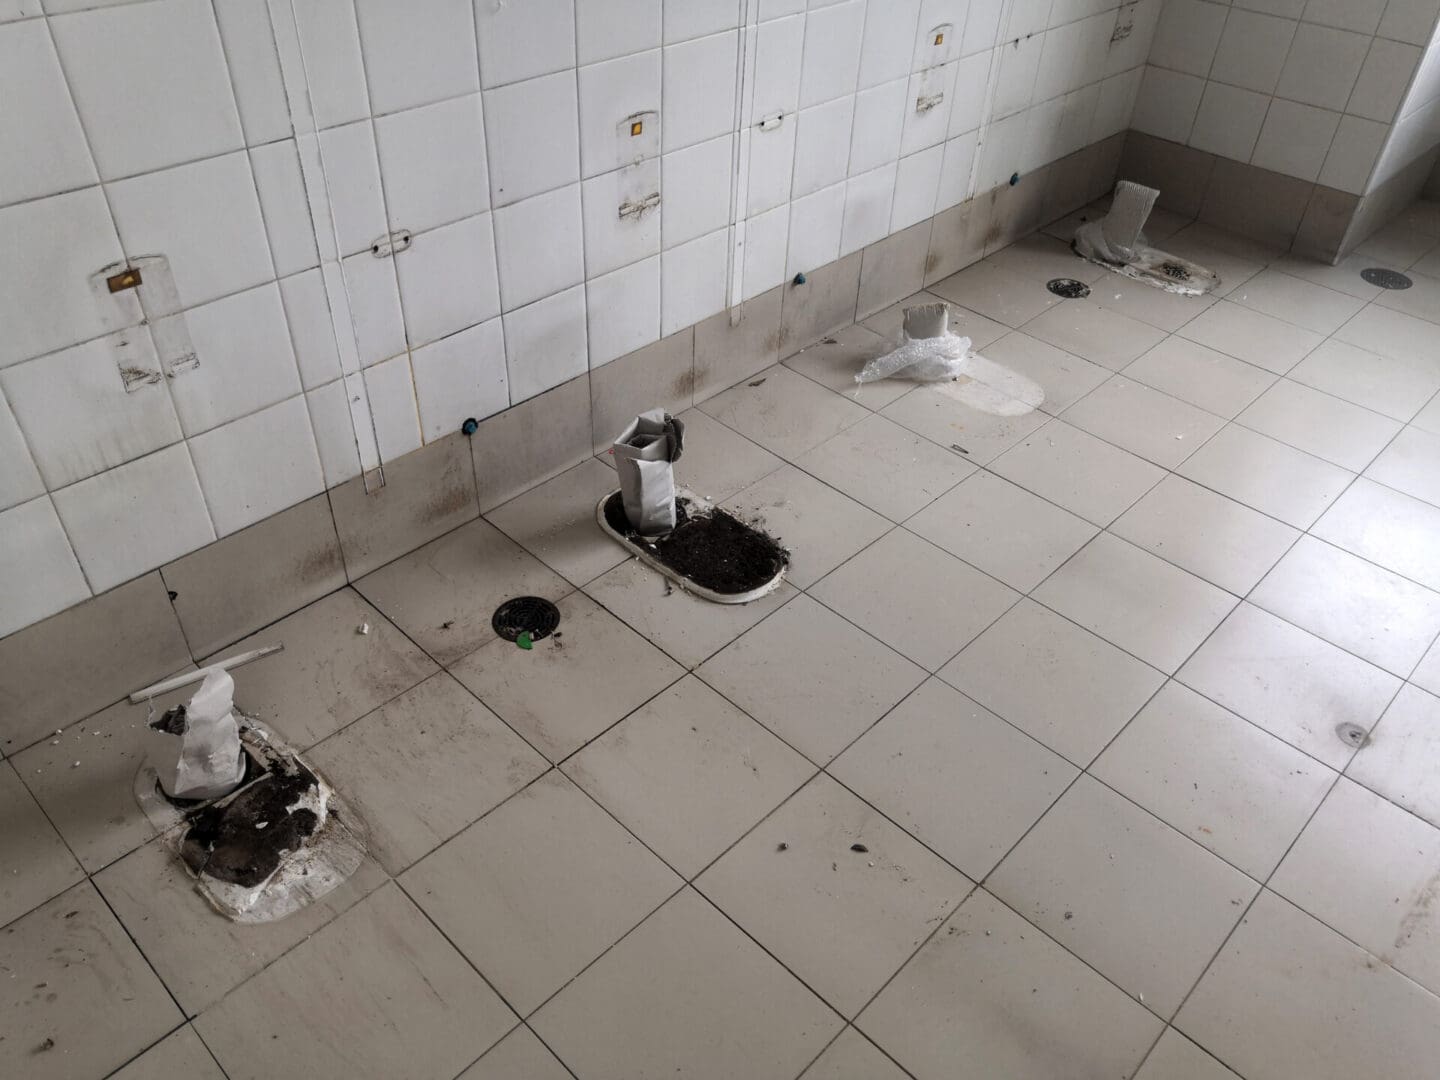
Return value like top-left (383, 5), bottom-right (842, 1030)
top-left (604, 492), bottom-right (787, 595)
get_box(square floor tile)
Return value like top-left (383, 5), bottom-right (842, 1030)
top-left (1176, 890), bottom-right (1440, 1080)
top-left (982, 234), bottom-right (1107, 285)
top-left (857, 888), bottom-right (1162, 1080)
top-left (1377, 266), bottom-right (1440, 325)
top-left (306, 672), bottom-right (547, 872)
top-left (449, 591), bottom-right (683, 761)
top-left (989, 420), bottom-right (1165, 526)
top-left (355, 518), bottom-right (570, 665)
top-left (800, 1027), bottom-right (907, 1079)
top-left (0, 884), bottom-right (180, 1080)
top-left (1251, 535), bottom-right (1440, 676)
top-left (981, 331), bottom-right (1111, 414)
top-left (698, 774), bottom-right (971, 1017)
top-left (563, 676), bottom-right (813, 876)
top-left (1347, 685), bottom-right (1440, 830)
top-left (96, 838), bottom-right (387, 1015)
top-left (938, 599), bottom-right (1165, 765)
top-left (196, 884), bottom-right (515, 1078)
top-left (697, 365), bottom-right (869, 460)
top-left (1063, 376), bottom-right (1225, 468)
top-left (458, 1025), bottom-right (570, 1079)
top-left (1415, 640), bottom-right (1440, 697)
top-left (1178, 603), bottom-right (1401, 769)
top-left (1034, 533), bottom-right (1237, 673)
top-left (1111, 474), bottom-right (1300, 595)
top-left (0, 763), bottom-right (82, 928)
top-left (1238, 379), bottom-right (1401, 472)
top-left (670, 408), bottom-right (785, 501)
top-left (402, 771), bottom-right (682, 1016)
top-left (929, 262), bottom-right (1059, 327)
top-left (1177, 423), bottom-right (1354, 529)
top-left (906, 471), bottom-right (1097, 592)
top-left (1335, 304), bottom-right (1440, 371)
top-left (486, 457), bottom-right (631, 586)
top-left (879, 385), bottom-right (1048, 464)
top-left (783, 323), bottom-right (908, 409)
top-left (721, 465), bottom-right (890, 589)
top-left (215, 588), bottom-right (439, 749)
top-left (1135, 1029), bottom-right (1247, 1080)
top-left (532, 888), bottom-right (842, 1079)
top-left (1314, 478), bottom-right (1440, 591)
top-left (697, 594), bottom-right (924, 764)
top-left (811, 528), bottom-right (1020, 671)
top-left (1094, 281), bottom-right (1218, 334)
top-left (1270, 253), bottom-right (1389, 302)
top-left (1367, 425), bottom-right (1440, 507)
top-left (1022, 299), bottom-right (1168, 371)
top-left (989, 775), bottom-right (1256, 1018)
top-left (795, 413), bottom-right (974, 522)
top-left (1231, 269), bottom-right (1367, 335)
top-left (1124, 336), bottom-right (1277, 418)
top-left (1289, 338), bottom-right (1440, 422)
top-left (584, 558), bottom-right (797, 668)
top-left (109, 1026), bottom-right (226, 1080)
top-left (1091, 681), bottom-right (1335, 879)
top-left (831, 678), bottom-right (1076, 879)
top-left (1272, 777), bottom-right (1440, 996)
top-left (1179, 300), bottom-right (1324, 374)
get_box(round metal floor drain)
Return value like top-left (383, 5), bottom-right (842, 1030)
top-left (1361, 267), bottom-right (1413, 290)
top-left (1336, 722), bottom-right (1370, 749)
top-left (492, 597), bottom-right (560, 643)
top-left (1047, 278), bottom-right (1091, 299)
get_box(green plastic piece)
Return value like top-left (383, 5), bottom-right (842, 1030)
top-left (516, 631), bottom-right (533, 650)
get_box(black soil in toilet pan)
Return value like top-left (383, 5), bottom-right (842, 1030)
top-left (179, 764), bottom-right (321, 887)
top-left (603, 491), bottom-right (788, 595)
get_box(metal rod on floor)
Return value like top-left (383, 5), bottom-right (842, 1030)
top-left (128, 644), bottom-right (285, 704)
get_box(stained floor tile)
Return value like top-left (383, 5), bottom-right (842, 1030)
top-left (1179, 300), bottom-right (1324, 374)
top-left (109, 1026), bottom-right (226, 1080)
top-left (799, 1027), bottom-right (908, 1079)
top-left (1289, 338), bottom-right (1440, 422)
top-left (858, 889), bottom-right (1162, 1080)
top-left (831, 678), bottom-right (1075, 879)
top-left (980, 331), bottom-right (1111, 414)
top-left (0, 763), bottom-right (82, 928)
top-left (486, 457), bottom-right (632, 586)
top-left (1022, 298), bottom-right (1168, 370)
top-left (457, 1025), bottom-right (570, 1079)
top-left (1123, 336), bottom-right (1277, 418)
top-left (1230, 269), bottom-right (1367, 335)
top-left (879, 384), bottom-right (1048, 464)
top-left (531, 888), bottom-right (842, 1080)
top-left (1347, 685), bottom-right (1440, 830)
top-left (1313, 477), bottom-right (1440, 591)
top-left (1177, 423), bottom-right (1354, 529)
top-left (1062, 376), bottom-right (1225, 468)
top-left (1176, 890), bottom-right (1440, 1080)
top-left (1237, 378), bottom-right (1401, 471)
top-left (989, 419), bottom-right (1165, 525)
top-left (698, 774), bottom-right (971, 1017)
top-left (1366, 424), bottom-right (1440, 506)
top-left (697, 365), bottom-right (869, 461)
top-left (670, 408), bottom-right (785, 501)
top-left (782, 324), bottom-right (908, 408)
top-left (929, 262), bottom-right (1059, 327)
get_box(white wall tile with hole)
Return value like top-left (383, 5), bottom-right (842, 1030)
top-left (504, 284), bottom-right (589, 402)
top-left (279, 270), bottom-right (343, 391)
top-left (850, 78), bottom-right (908, 177)
top-left (475, 0), bottom-right (575, 88)
top-left (842, 161), bottom-right (897, 255)
top-left (52, 443), bottom-right (215, 592)
top-left (786, 181), bottom-right (846, 275)
top-left (0, 390), bottom-right (42, 511)
top-left (172, 282), bottom-right (302, 437)
top-left (410, 318), bottom-right (509, 438)
top-left (901, 60), bottom-right (959, 156)
top-left (661, 227), bottom-right (729, 336)
top-left (800, 0), bottom-right (866, 108)
top-left (0, 188), bottom-right (125, 369)
top-left (1189, 81), bottom-right (1273, 163)
top-left (290, 0), bottom-right (370, 129)
top-left (375, 94), bottom-right (489, 233)
top-left (0, 20), bottom-right (95, 208)
top-left (190, 394), bottom-right (325, 536)
top-left (743, 204), bottom-right (790, 300)
top-left (1, 332), bottom-right (180, 490)
top-left (587, 256), bottom-right (662, 367)
top-left (341, 252), bottom-right (407, 366)
top-left (891, 145), bottom-right (943, 232)
top-left (858, 0), bottom-right (922, 88)
top-left (753, 14), bottom-right (805, 119)
top-left (354, 0), bottom-right (478, 113)
top-left (1250, 100), bottom-right (1341, 183)
top-left (362, 352), bottom-right (423, 459)
top-left (663, 29), bottom-right (739, 152)
top-left (747, 117), bottom-right (798, 214)
top-left (317, 121), bottom-right (389, 257)
top-left (582, 161), bottom-right (661, 278)
top-left (305, 379), bottom-right (363, 486)
top-left (493, 185), bottom-right (584, 311)
top-left (576, 0), bottom-right (661, 64)
top-left (214, 0), bottom-right (292, 145)
top-left (578, 50), bottom-right (662, 179)
top-left (1006, 0), bottom-right (1051, 38)
top-left (51, 0), bottom-right (242, 180)
top-left (484, 70), bottom-right (581, 207)
top-left (663, 0), bottom-right (741, 45)
top-left (396, 213), bottom-right (502, 347)
top-left (793, 96), bottom-right (856, 197)
top-left (975, 107), bottom-right (1028, 190)
top-left (0, 497), bottom-right (91, 638)
top-left (662, 134), bottom-right (734, 249)
top-left (250, 142), bottom-right (320, 278)
top-left (107, 151), bottom-right (274, 310)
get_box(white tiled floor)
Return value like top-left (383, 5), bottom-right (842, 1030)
top-left (6, 204), bottom-right (1440, 1079)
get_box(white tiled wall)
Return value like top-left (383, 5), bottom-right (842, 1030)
top-left (1136, 0), bottom-right (1440, 195)
top-left (0, 0), bottom-right (1157, 639)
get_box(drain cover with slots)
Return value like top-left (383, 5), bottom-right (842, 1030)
top-left (1047, 278), bottom-right (1091, 299)
top-left (492, 597), bottom-right (561, 642)
top-left (1361, 268), bottom-right (1413, 290)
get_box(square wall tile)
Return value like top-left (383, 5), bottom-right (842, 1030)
top-left (0, 19), bottom-right (94, 206)
top-left (316, 120), bottom-right (387, 256)
top-left (250, 141), bottom-right (319, 277)
top-left (1251, 100), bottom-right (1341, 183)
top-left (587, 255), bottom-right (662, 366)
top-left (341, 253), bottom-right (407, 365)
top-left (794, 96), bottom-right (856, 197)
top-left (214, 0), bottom-right (290, 144)
top-left (354, 0), bottom-right (478, 113)
top-left (1188, 82), bottom-right (1270, 162)
top-left (483, 71), bottom-right (581, 206)
top-left (0, 497), bottom-right (90, 640)
top-left (661, 227), bottom-right (730, 337)
top-left (582, 159), bottom-right (662, 277)
top-left (410, 317), bottom-right (509, 440)
top-left (475, 0), bottom-right (576, 87)
top-left (504, 284), bottom-right (590, 403)
top-left (1208, 9), bottom-right (1296, 94)
top-left (663, 30), bottom-right (739, 151)
top-left (0, 390), bottom-right (42, 511)
top-left (576, 0), bottom-right (661, 64)
top-left (800, 0), bottom-right (865, 108)
top-left (51, 0), bottom-right (242, 180)
top-left (362, 353), bottom-right (423, 461)
top-left (579, 49), bottom-right (662, 178)
top-left (663, 134), bottom-right (734, 248)
top-left (472, 372), bottom-right (593, 510)
top-left (1276, 23), bottom-right (1368, 111)
top-left (396, 213), bottom-right (502, 346)
top-left (289, 0), bottom-right (370, 128)
top-left (375, 94), bottom-right (490, 232)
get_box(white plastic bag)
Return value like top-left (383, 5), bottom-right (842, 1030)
top-left (613, 409), bottom-right (685, 536)
top-left (854, 332), bottom-right (973, 384)
top-left (147, 667), bottom-right (245, 800)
